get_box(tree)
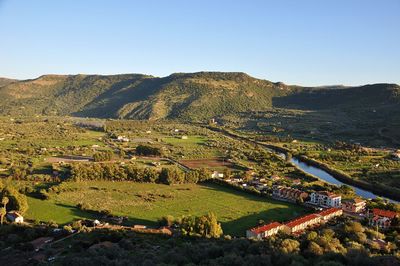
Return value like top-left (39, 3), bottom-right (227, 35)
top-left (2, 196), bottom-right (9, 210)
top-left (306, 241), bottom-right (323, 256)
top-left (306, 231), bottom-right (318, 241)
top-left (0, 207), bottom-right (6, 225)
top-left (136, 145), bottom-right (161, 156)
top-left (279, 239), bottom-right (300, 254)
top-left (120, 149), bottom-right (126, 159)
top-left (159, 167), bottom-right (185, 185)
top-left (223, 168), bottom-right (232, 179)
top-left (185, 171), bottom-right (199, 183)
top-left (180, 212), bottom-right (223, 238)
top-left (1, 187), bottom-right (29, 214)
top-left (197, 168), bottom-right (212, 182)
top-left (159, 215), bottom-right (175, 226)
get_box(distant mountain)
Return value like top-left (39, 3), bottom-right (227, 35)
top-left (273, 83), bottom-right (400, 110)
top-left (0, 72), bottom-right (398, 121)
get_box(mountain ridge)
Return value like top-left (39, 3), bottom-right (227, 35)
top-left (0, 72), bottom-right (398, 121)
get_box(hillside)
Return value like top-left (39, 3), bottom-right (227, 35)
top-left (0, 72), bottom-right (294, 120)
top-left (0, 72), bottom-right (399, 122)
top-left (0, 77), bottom-right (18, 87)
top-left (273, 83), bottom-right (400, 110)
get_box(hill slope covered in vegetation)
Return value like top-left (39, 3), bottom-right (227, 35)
top-left (0, 72), bottom-right (399, 122)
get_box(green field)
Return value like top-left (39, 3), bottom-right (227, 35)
top-left (162, 135), bottom-right (223, 159)
top-left (162, 135), bottom-right (208, 146)
top-left (27, 197), bottom-right (96, 224)
top-left (26, 181), bottom-right (308, 236)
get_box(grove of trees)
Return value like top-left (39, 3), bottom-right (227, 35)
top-left (70, 163), bottom-right (211, 185)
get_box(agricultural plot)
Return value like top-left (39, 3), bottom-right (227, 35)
top-left (27, 181), bottom-right (308, 236)
top-left (162, 135), bottom-right (208, 146)
top-left (180, 158), bottom-right (238, 171)
top-left (162, 135), bottom-right (223, 159)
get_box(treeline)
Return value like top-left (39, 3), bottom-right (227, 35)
top-left (135, 145), bottom-right (162, 156)
top-left (29, 221), bottom-right (400, 266)
top-left (93, 151), bottom-right (113, 162)
top-left (69, 163), bottom-right (212, 185)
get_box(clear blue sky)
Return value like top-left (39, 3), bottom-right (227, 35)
top-left (0, 0), bottom-right (399, 86)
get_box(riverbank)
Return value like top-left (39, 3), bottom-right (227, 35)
top-left (207, 126), bottom-right (400, 202)
top-left (293, 155), bottom-right (400, 202)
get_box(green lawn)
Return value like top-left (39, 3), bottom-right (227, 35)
top-left (26, 181), bottom-right (308, 236)
top-left (27, 197), bottom-right (96, 224)
top-left (162, 135), bottom-right (208, 146)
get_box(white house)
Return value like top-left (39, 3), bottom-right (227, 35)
top-left (6, 211), bottom-right (24, 223)
top-left (391, 152), bottom-right (400, 161)
top-left (211, 171), bottom-right (224, 179)
top-left (310, 191), bottom-right (341, 208)
top-left (117, 136), bottom-right (129, 142)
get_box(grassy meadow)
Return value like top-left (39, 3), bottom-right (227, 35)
top-left (26, 181), bottom-right (308, 236)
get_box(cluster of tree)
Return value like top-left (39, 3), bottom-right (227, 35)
top-left (159, 212), bottom-right (223, 238)
top-left (69, 163), bottom-right (212, 185)
top-left (9, 167), bottom-right (28, 180)
top-left (0, 180), bottom-right (28, 216)
top-left (180, 212), bottom-right (223, 238)
top-left (135, 145), bottom-right (162, 156)
top-left (255, 134), bottom-right (294, 143)
top-left (0, 196), bottom-right (9, 225)
top-left (367, 197), bottom-right (400, 213)
top-left (6, 224), bottom-right (396, 266)
top-left (92, 151), bottom-right (113, 162)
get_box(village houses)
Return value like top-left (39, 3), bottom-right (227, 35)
top-left (310, 191), bottom-right (341, 208)
top-left (342, 198), bottom-right (366, 213)
top-left (391, 150), bottom-right (400, 161)
top-left (116, 136), bottom-right (130, 142)
top-left (272, 186), bottom-right (309, 203)
top-left (246, 208), bottom-right (343, 239)
top-left (246, 222), bottom-right (284, 239)
top-left (318, 208), bottom-right (343, 221)
top-left (283, 213), bottom-right (321, 234)
top-left (368, 208), bottom-right (398, 229)
top-left (211, 171), bottom-right (224, 179)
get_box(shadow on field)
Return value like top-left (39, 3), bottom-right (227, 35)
top-left (55, 203), bottom-right (97, 221)
top-left (197, 182), bottom-right (311, 236)
top-left (198, 182), bottom-right (289, 204)
top-left (54, 203), bottom-right (157, 227)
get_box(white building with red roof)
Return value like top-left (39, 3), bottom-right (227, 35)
top-left (342, 198), bottom-right (366, 213)
top-left (282, 214), bottom-right (321, 234)
top-left (368, 208), bottom-right (398, 229)
top-left (310, 191), bottom-right (341, 208)
top-left (246, 222), bottom-right (284, 239)
top-left (317, 208), bottom-right (343, 221)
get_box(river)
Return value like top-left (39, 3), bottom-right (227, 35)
top-left (206, 126), bottom-right (398, 203)
top-left (290, 157), bottom-right (398, 201)
top-left (264, 146), bottom-right (397, 202)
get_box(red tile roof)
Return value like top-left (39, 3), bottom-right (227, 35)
top-left (250, 222), bottom-right (282, 234)
top-left (318, 208), bottom-right (341, 217)
top-left (317, 191), bottom-right (340, 198)
top-left (285, 214), bottom-right (320, 228)
top-left (372, 208), bottom-right (398, 219)
top-left (353, 198), bottom-right (365, 204)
